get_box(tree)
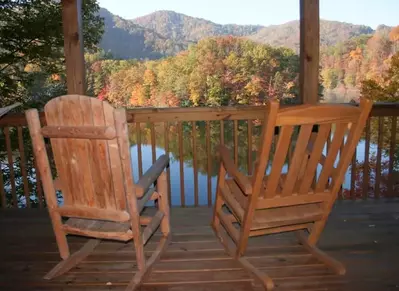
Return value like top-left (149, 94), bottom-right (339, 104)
top-left (389, 26), bottom-right (399, 43)
top-left (361, 51), bottom-right (399, 102)
top-left (0, 0), bottom-right (104, 106)
top-left (389, 26), bottom-right (399, 52)
top-left (86, 36), bottom-right (300, 108)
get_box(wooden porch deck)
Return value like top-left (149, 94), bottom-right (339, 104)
top-left (0, 200), bottom-right (398, 291)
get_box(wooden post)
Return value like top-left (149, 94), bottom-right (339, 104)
top-left (299, 0), bottom-right (320, 104)
top-left (61, 0), bottom-right (86, 94)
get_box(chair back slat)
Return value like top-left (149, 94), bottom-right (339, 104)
top-left (298, 124), bottom-right (331, 194)
top-left (251, 101), bottom-right (279, 199)
top-left (254, 100), bottom-right (372, 205)
top-left (103, 99), bottom-right (127, 210)
top-left (263, 125), bottom-right (294, 198)
top-left (280, 124), bottom-right (313, 196)
top-left (315, 123), bottom-right (348, 192)
top-left (44, 95), bottom-right (127, 212)
top-left (89, 96), bottom-right (115, 209)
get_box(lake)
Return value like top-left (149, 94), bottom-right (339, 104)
top-left (129, 121), bottom-right (394, 206)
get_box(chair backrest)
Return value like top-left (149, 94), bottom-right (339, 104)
top-left (27, 95), bottom-right (136, 219)
top-left (252, 98), bottom-right (372, 207)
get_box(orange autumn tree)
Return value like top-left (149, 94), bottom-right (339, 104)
top-left (361, 51), bottom-right (399, 102)
top-left (87, 36), bottom-right (299, 108)
top-left (345, 51), bottom-right (399, 198)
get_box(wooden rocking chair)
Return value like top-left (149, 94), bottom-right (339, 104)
top-left (212, 98), bottom-right (372, 290)
top-left (26, 95), bottom-right (171, 291)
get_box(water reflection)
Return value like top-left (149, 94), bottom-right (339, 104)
top-left (129, 137), bottom-right (384, 206)
top-left (130, 145), bottom-right (217, 206)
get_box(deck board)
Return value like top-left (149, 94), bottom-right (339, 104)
top-left (0, 200), bottom-right (399, 290)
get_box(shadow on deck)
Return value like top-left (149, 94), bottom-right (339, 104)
top-left (0, 200), bottom-right (398, 291)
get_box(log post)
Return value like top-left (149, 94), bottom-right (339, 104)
top-left (61, 0), bottom-right (86, 94)
top-left (299, 0), bottom-right (320, 104)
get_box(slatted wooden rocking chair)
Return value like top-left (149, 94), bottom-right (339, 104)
top-left (26, 95), bottom-right (171, 291)
top-left (212, 98), bottom-right (372, 290)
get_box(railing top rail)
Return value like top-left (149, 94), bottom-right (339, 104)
top-left (0, 102), bottom-right (398, 126)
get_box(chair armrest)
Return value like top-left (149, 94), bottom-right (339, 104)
top-left (135, 154), bottom-right (169, 197)
top-left (217, 145), bottom-right (252, 195)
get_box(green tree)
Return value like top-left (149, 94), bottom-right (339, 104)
top-left (0, 0), bottom-right (104, 107)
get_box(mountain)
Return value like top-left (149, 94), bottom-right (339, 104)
top-left (132, 10), bottom-right (263, 43)
top-left (99, 9), bottom-right (378, 59)
top-left (99, 8), bottom-right (186, 59)
top-left (249, 20), bottom-right (374, 51)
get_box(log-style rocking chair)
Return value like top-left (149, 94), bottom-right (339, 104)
top-left (26, 95), bottom-right (171, 291)
top-left (212, 98), bottom-right (372, 290)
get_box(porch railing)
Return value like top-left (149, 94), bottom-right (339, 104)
top-left (0, 103), bottom-right (398, 208)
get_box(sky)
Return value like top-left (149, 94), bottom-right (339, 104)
top-left (98, 0), bottom-right (399, 29)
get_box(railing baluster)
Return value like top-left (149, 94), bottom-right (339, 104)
top-left (18, 127), bottom-right (30, 208)
top-left (178, 122), bottom-right (185, 207)
top-left (338, 139), bottom-right (345, 199)
top-left (164, 122), bottom-right (171, 206)
top-left (206, 121), bottom-right (212, 206)
top-left (247, 120), bottom-right (253, 175)
top-left (362, 119), bottom-right (370, 199)
top-left (0, 159), bottom-right (6, 208)
top-left (192, 121), bottom-right (198, 206)
top-left (375, 117), bottom-right (383, 198)
top-left (4, 127), bottom-right (17, 207)
top-left (322, 131), bottom-right (331, 191)
top-left (350, 147), bottom-right (357, 200)
top-left (220, 120), bottom-right (224, 145)
top-left (234, 120), bottom-right (238, 165)
top-left (150, 123), bottom-right (156, 164)
top-left (136, 123), bottom-right (143, 177)
top-left (388, 116), bottom-right (397, 197)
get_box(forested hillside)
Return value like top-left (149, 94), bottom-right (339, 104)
top-left (87, 37), bottom-right (299, 107)
top-left (1, 2), bottom-right (398, 109)
top-left (99, 8), bottom-right (186, 59)
top-left (320, 26), bottom-right (398, 93)
top-left (133, 10), bottom-right (263, 43)
top-left (249, 20), bottom-right (373, 51)
top-left (99, 9), bottom-right (378, 59)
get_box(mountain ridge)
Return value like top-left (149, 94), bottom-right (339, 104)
top-left (99, 8), bottom-right (382, 59)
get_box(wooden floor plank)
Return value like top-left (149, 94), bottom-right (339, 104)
top-left (0, 201), bottom-right (399, 291)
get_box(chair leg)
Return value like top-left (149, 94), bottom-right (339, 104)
top-left (157, 172), bottom-right (171, 236)
top-left (49, 210), bottom-right (70, 259)
top-left (212, 222), bottom-right (274, 290)
top-left (211, 186), bottom-right (224, 231)
top-left (125, 234), bottom-right (171, 291)
top-left (212, 164), bottom-right (226, 230)
top-left (44, 239), bottom-right (101, 280)
top-left (296, 230), bottom-right (346, 275)
top-left (308, 219), bottom-right (327, 245)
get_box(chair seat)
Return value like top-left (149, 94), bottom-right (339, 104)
top-left (66, 217), bottom-right (131, 231)
top-left (225, 177), bottom-right (322, 231)
top-left (251, 203), bottom-right (323, 230)
top-left (64, 218), bottom-right (133, 241)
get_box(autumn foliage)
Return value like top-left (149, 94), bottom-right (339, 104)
top-left (86, 36), bottom-right (299, 107)
top-left (321, 26), bottom-right (399, 91)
